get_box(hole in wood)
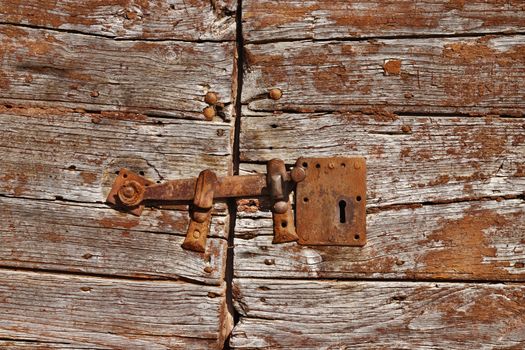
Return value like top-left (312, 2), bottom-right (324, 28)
top-left (302, 162), bottom-right (308, 168)
top-left (139, 171), bottom-right (145, 176)
top-left (303, 197), bottom-right (309, 202)
top-left (339, 200), bottom-right (347, 223)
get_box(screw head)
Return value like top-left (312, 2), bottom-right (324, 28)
top-left (354, 161), bottom-right (362, 170)
top-left (203, 106), bottom-right (216, 120)
top-left (269, 88), bottom-right (282, 100)
top-left (193, 230), bottom-right (201, 239)
top-left (204, 92), bottom-right (218, 105)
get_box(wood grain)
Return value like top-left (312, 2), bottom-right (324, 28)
top-left (0, 269), bottom-right (232, 350)
top-left (1, 196), bottom-right (228, 285)
top-left (243, 35), bottom-right (525, 115)
top-left (0, 25), bottom-right (234, 119)
top-left (234, 199), bottom-right (525, 281)
top-left (231, 278), bottom-right (525, 349)
top-left (243, 0), bottom-right (525, 43)
top-left (0, 0), bottom-right (236, 41)
top-left (0, 107), bottom-right (232, 203)
top-left (240, 109), bottom-right (525, 206)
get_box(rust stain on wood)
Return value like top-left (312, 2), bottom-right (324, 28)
top-left (417, 209), bottom-right (511, 278)
top-left (383, 59), bottom-right (402, 75)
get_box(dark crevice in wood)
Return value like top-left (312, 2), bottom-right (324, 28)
top-left (224, 1), bottom-right (244, 349)
top-left (0, 22), bottom-right (235, 43)
top-left (0, 99), bottom-right (232, 123)
top-left (0, 194), bottom-right (229, 239)
top-left (0, 337), bottom-right (72, 345)
top-left (245, 30), bottom-right (525, 45)
top-left (0, 265), bottom-right (219, 286)
top-left (367, 193), bottom-right (525, 214)
top-left (233, 276), bottom-right (525, 285)
top-left (243, 103), bottom-right (525, 119)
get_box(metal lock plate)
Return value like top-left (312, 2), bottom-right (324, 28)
top-left (295, 157), bottom-right (366, 246)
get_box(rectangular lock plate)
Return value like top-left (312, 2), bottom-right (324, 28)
top-left (295, 157), bottom-right (366, 246)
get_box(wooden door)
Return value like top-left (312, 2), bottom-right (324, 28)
top-left (230, 1), bottom-right (525, 349)
top-left (0, 1), bottom-right (524, 349)
top-left (0, 1), bottom-right (236, 349)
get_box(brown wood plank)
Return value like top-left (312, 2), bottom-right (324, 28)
top-left (240, 109), bottom-right (525, 206)
top-left (243, 35), bottom-right (525, 115)
top-left (231, 279), bottom-right (525, 349)
top-left (0, 341), bottom-right (101, 349)
top-left (0, 0), bottom-right (236, 41)
top-left (0, 270), bottom-right (232, 350)
top-left (234, 199), bottom-right (525, 281)
top-left (0, 25), bottom-right (234, 118)
top-left (0, 107), bottom-right (232, 203)
top-left (243, 0), bottom-right (525, 43)
top-left (1, 196), bottom-right (228, 284)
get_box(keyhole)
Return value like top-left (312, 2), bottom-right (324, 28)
top-left (339, 200), bottom-right (347, 223)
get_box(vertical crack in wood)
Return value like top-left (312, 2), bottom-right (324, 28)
top-left (224, 0), bottom-right (244, 348)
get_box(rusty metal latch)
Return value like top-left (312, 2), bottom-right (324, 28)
top-left (106, 157), bottom-right (367, 252)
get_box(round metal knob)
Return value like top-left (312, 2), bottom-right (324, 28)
top-left (117, 180), bottom-right (145, 207)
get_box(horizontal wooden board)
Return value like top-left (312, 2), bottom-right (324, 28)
top-left (0, 107), bottom-right (232, 203)
top-left (243, 0), bottom-right (525, 43)
top-left (1, 196), bottom-right (228, 284)
top-left (0, 270), bottom-right (231, 350)
top-left (0, 25), bottom-right (234, 118)
top-left (240, 109), bottom-right (525, 206)
top-left (0, 0), bottom-right (236, 41)
top-left (234, 199), bottom-right (525, 281)
top-left (243, 35), bottom-right (525, 115)
top-left (0, 342), bottom-right (101, 349)
top-left (231, 279), bottom-right (525, 349)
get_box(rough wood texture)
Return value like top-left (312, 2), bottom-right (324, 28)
top-left (0, 107), bottom-right (232, 203)
top-left (1, 196), bottom-right (228, 285)
top-left (243, 0), bottom-right (525, 43)
top-left (234, 198), bottom-right (525, 281)
top-left (231, 279), bottom-right (525, 349)
top-left (0, 270), bottom-right (232, 350)
top-left (0, 0), bottom-right (236, 41)
top-left (243, 35), bottom-right (525, 115)
top-left (240, 109), bottom-right (525, 206)
top-left (0, 25), bottom-right (234, 119)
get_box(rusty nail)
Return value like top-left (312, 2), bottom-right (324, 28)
top-left (204, 266), bottom-right (213, 273)
top-left (203, 106), bottom-right (215, 120)
top-left (205, 92), bottom-right (218, 105)
top-left (264, 258), bottom-right (275, 265)
top-left (273, 201), bottom-right (288, 214)
top-left (269, 88), bottom-right (282, 100)
top-left (193, 230), bottom-right (201, 239)
top-left (90, 90), bottom-right (99, 97)
top-left (401, 125), bottom-right (412, 133)
top-left (290, 166), bottom-right (306, 183)
top-left (354, 161), bottom-right (361, 170)
top-left (328, 162), bottom-right (335, 169)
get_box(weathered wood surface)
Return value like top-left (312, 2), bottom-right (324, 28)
top-left (0, 25), bottom-right (234, 119)
top-left (243, 35), bottom-right (525, 115)
top-left (0, 106), bottom-right (232, 203)
top-left (231, 279), bottom-right (525, 349)
top-left (243, 0), bottom-right (525, 43)
top-left (240, 109), bottom-right (525, 206)
top-left (0, 0), bottom-right (236, 41)
top-left (0, 270), bottom-right (232, 350)
top-left (234, 198), bottom-right (525, 281)
top-left (1, 196), bottom-right (228, 285)
top-left (0, 342), bottom-right (99, 349)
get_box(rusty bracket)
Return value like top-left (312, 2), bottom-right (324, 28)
top-left (106, 157), bottom-right (366, 253)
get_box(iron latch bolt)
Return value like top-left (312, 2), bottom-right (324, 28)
top-left (106, 157), bottom-right (366, 253)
